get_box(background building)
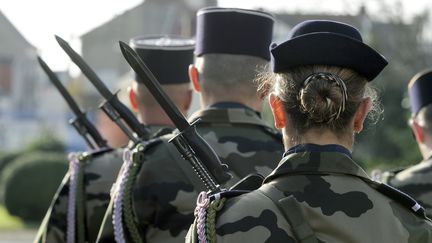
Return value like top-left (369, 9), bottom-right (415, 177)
top-left (0, 11), bottom-right (70, 150)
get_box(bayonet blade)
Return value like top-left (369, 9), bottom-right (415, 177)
top-left (37, 56), bottom-right (83, 116)
top-left (56, 35), bottom-right (149, 141)
top-left (55, 35), bottom-right (113, 100)
top-left (37, 56), bottom-right (108, 149)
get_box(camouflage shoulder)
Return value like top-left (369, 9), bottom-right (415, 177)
top-left (187, 178), bottom-right (299, 243)
top-left (370, 166), bottom-right (406, 184)
top-left (213, 187), bottom-right (296, 243)
top-left (365, 178), bottom-right (429, 220)
top-left (261, 126), bottom-right (283, 142)
top-left (81, 147), bottom-right (114, 161)
top-left (150, 127), bottom-right (174, 139)
top-left (393, 159), bottom-right (432, 181)
top-left (132, 135), bottom-right (167, 154)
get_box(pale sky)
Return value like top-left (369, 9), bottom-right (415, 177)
top-left (1, 0), bottom-right (431, 70)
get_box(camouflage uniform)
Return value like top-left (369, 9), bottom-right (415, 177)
top-left (96, 105), bottom-right (284, 243)
top-left (383, 157), bottom-right (432, 218)
top-left (187, 144), bottom-right (432, 243)
top-left (34, 126), bottom-right (170, 243)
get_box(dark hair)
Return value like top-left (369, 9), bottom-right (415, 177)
top-left (257, 65), bottom-right (380, 142)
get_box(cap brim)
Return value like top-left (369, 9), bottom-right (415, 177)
top-left (271, 33), bottom-right (388, 81)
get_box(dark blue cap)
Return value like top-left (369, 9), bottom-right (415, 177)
top-left (130, 35), bottom-right (195, 84)
top-left (408, 69), bottom-right (432, 115)
top-left (195, 7), bottom-right (274, 60)
top-left (271, 20), bottom-right (388, 81)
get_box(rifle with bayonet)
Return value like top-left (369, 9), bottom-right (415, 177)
top-left (37, 56), bottom-right (108, 150)
top-left (118, 41), bottom-right (232, 194)
top-left (55, 36), bottom-right (150, 144)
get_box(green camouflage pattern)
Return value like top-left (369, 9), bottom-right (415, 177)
top-left (96, 107), bottom-right (284, 243)
top-left (34, 148), bottom-right (123, 243)
top-left (384, 158), bottom-right (432, 218)
top-left (34, 126), bottom-right (172, 243)
top-left (186, 149), bottom-right (432, 243)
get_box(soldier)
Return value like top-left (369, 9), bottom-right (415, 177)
top-left (35, 35), bottom-right (194, 243)
top-left (128, 35), bottom-right (193, 137)
top-left (186, 20), bottom-right (432, 243)
top-left (382, 69), bottom-right (432, 217)
top-left (97, 7), bottom-right (284, 243)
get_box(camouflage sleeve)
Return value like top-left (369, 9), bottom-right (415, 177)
top-left (132, 140), bottom-right (203, 242)
top-left (387, 165), bottom-right (432, 217)
top-left (186, 191), bottom-right (297, 243)
top-left (34, 172), bottom-right (70, 243)
top-left (95, 199), bottom-right (116, 243)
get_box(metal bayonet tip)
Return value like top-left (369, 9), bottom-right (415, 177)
top-left (119, 41), bottom-right (138, 63)
top-left (36, 55), bottom-right (43, 65)
top-left (118, 41), bottom-right (154, 82)
top-left (55, 35), bottom-right (65, 44)
top-left (55, 35), bottom-right (72, 51)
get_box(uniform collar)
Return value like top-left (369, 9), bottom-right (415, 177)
top-left (283, 143), bottom-right (352, 158)
top-left (188, 103), bottom-right (267, 127)
top-left (265, 144), bottom-right (369, 183)
top-left (144, 124), bottom-right (175, 139)
top-left (209, 102), bottom-right (259, 115)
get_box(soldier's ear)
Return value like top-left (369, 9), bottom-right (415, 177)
top-left (411, 119), bottom-right (425, 143)
top-left (353, 97), bottom-right (372, 133)
top-left (128, 86), bottom-right (139, 112)
top-left (269, 93), bottom-right (287, 129)
top-left (189, 64), bottom-right (201, 93)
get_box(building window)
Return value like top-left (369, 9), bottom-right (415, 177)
top-left (0, 58), bottom-right (12, 95)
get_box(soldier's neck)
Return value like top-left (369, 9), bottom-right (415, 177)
top-left (283, 128), bottom-right (353, 152)
top-left (138, 108), bottom-right (176, 127)
top-left (200, 94), bottom-right (262, 112)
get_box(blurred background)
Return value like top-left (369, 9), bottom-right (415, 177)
top-left (0, 0), bottom-right (431, 241)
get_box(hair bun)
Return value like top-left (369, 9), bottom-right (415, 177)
top-left (299, 73), bottom-right (347, 123)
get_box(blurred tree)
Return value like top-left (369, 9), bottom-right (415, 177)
top-left (24, 132), bottom-right (65, 153)
top-left (0, 132), bottom-right (67, 223)
top-left (353, 2), bottom-right (432, 170)
top-left (1, 152), bottom-right (67, 223)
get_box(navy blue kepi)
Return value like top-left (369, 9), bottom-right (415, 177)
top-left (130, 35), bottom-right (195, 85)
top-left (195, 7), bottom-right (274, 61)
top-left (271, 20), bottom-right (388, 81)
top-left (408, 69), bottom-right (432, 115)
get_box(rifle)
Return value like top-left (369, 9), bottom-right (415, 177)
top-left (37, 56), bottom-right (107, 149)
top-left (55, 36), bottom-right (150, 144)
top-left (118, 41), bottom-right (231, 194)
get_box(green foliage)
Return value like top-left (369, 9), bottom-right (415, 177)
top-left (351, 10), bottom-right (431, 171)
top-left (24, 133), bottom-right (65, 153)
top-left (0, 205), bottom-right (24, 230)
top-left (0, 151), bottom-right (22, 173)
top-left (2, 152), bottom-right (68, 223)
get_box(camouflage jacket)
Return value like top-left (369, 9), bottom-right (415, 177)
top-left (34, 126), bottom-right (170, 243)
top-left (34, 148), bottom-right (123, 243)
top-left (96, 106), bottom-right (284, 243)
top-left (186, 144), bottom-right (432, 243)
top-left (384, 157), bottom-right (432, 218)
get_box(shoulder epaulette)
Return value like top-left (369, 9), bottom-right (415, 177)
top-left (261, 126), bottom-right (283, 142)
top-left (366, 179), bottom-right (428, 220)
top-left (151, 127), bottom-right (174, 139)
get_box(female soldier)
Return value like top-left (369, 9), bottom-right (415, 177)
top-left (186, 20), bottom-right (432, 243)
